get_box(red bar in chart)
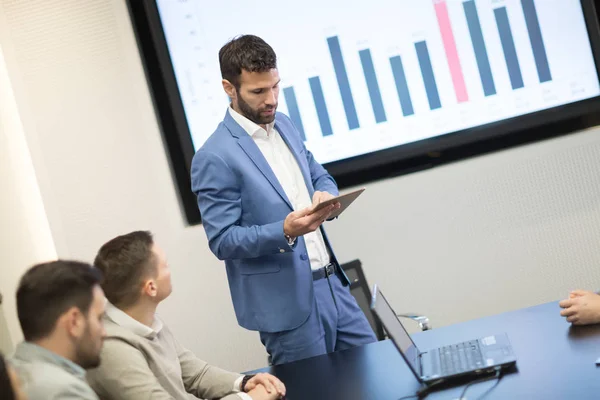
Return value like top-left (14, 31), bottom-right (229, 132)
top-left (434, 0), bottom-right (468, 103)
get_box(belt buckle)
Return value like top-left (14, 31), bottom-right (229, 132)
top-left (324, 263), bottom-right (335, 277)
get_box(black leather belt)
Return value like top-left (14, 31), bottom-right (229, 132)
top-left (312, 263), bottom-right (336, 281)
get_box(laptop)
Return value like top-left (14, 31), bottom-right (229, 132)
top-left (370, 285), bottom-right (517, 386)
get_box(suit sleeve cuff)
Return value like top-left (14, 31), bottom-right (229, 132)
top-left (263, 220), bottom-right (296, 254)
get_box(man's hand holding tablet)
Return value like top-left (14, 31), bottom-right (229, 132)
top-left (282, 188), bottom-right (365, 238)
top-left (309, 188), bottom-right (366, 219)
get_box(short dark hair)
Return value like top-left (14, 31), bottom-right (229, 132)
top-left (16, 260), bottom-right (103, 342)
top-left (94, 231), bottom-right (157, 308)
top-left (219, 34), bottom-right (277, 89)
top-left (0, 353), bottom-right (15, 400)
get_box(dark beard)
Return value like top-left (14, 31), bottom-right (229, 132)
top-left (80, 354), bottom-right (101, 369)
top-left (76, 345), bottom-right (101, 369)
top-left (237, 92), bottom-right (277, 125)
top-left (75, 325), bottom-right (102, 369)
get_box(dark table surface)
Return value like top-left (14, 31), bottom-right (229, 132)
top-left (248, 301), bottom-right (600, 399)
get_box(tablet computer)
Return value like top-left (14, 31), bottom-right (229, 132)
top-left (310, 188), bottom-right (365, 219)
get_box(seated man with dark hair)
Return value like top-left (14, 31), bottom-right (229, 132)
top-left (87, 231), bottom-right (285, 400)
top-left (10, 261), bottom-right (106, 400)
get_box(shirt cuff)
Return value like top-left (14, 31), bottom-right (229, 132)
top-left (234, 376), bottom-right (253, 400)
top-left (233, 376), bottom-right (244, 392)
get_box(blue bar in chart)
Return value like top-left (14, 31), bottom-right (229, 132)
top-left (415, 41), bottom-right (441, 110)
top-left (327, 36), bottom-right (360, 130)
top-left (463, 0), bottom-right (497, 96)
top-left (359, 49), bottom-right (387, 123)
top-left (309, 76), bottom-right (334, 137)
top-left (389, 56), bottom-right (414, 117)
top-left (494, 7), bottom-right (524, 90)
top-left (283, 87), bottom-right (306, 141)
top-left (521, 0), bottom-right (552, 83)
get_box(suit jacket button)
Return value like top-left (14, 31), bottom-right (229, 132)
top-left (300, 254), bottom-right (308, 260)
top-left (279, 249), bottom-right (285, 253)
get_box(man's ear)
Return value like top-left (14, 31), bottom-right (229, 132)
top-left (63, 307), bottom-right (85, 338)
top-left (222, 79), bottom-right (236, 99)
top-left (143, 279), bottom-right (158, 298)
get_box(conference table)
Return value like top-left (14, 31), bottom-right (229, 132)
top-left (248, 302), bottom-right (600, 399)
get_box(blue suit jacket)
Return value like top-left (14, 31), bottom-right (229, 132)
top-left (191, 111), bottom-right (344, 332)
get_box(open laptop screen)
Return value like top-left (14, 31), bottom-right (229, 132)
top-left (371, 286), bottom-right (421, 379)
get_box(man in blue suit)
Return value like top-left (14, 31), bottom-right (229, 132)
top-left (191, 35), bottom-right (376, 365)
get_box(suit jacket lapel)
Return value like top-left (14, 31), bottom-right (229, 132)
top-left (224, 112), bottom-right (294, 210)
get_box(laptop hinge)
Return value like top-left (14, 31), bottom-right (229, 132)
top-left (417, 351), bottom-right (425, 377)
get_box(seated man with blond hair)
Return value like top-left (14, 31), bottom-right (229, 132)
top-left (86, 231), bottom-right (285, 400)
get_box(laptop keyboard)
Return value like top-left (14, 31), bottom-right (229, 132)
top-left (439, 340), bottom-right (484, 375)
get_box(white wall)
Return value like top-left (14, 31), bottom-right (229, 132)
top-left (1, 0), bottom-right (599, 372)
top-left (0, 26), bottom-right (57, 354)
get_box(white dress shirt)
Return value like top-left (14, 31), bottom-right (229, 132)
top-left (105, 302), bottom-right (250, 399)
top-left (228, 107), bottom-right (331, 270)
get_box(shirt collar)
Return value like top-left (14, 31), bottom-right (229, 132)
top-left (13, 342), bottom-right (86, 380)
top-left (228, 106), bottom-right (275, 138)
top-left (105, 301), bottom-right (163, 339)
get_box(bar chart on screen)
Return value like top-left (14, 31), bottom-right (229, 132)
top-left (157, 0), bottom-right (600, 164)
